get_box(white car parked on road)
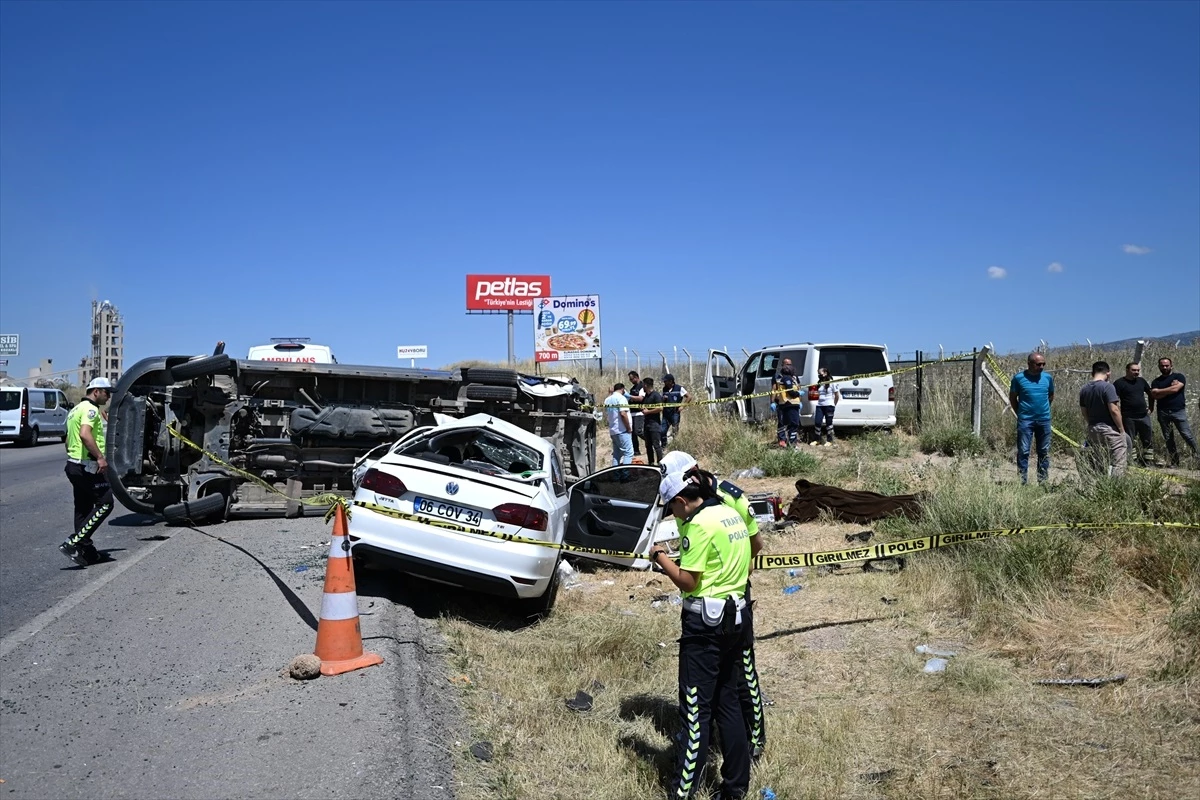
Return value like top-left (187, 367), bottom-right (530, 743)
top-left (349, 413), bottom-right (674, 615)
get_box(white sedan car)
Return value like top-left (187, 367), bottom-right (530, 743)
top-left (349, 413), bottom-right (674, 615)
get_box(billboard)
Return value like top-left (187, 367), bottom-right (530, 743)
top-left (396, 345), bottom-right (428, 359)
top-left (0, 334), bottom-right (18, 357)
top-left (534, 295), bottom-right (601, 362)
top-left (466, 275), bottom-right (551, 311)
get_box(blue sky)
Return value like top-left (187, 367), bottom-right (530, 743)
top-left (2, 0), bottom-right (1197, 379)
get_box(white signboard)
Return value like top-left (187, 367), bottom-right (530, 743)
top-left (534, 295), bottom-right (601, 362)
top-left (0, 334), bottom-right (18, 357)
top-left (396, 345), bottom-right (428, 360)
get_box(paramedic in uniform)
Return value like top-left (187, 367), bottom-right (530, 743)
top-left (650, 471), bottom-right (753, 800)
top-left (59, 377), bottom-right (115, 566)
top-left (661, 451), bottom-right (767, 759)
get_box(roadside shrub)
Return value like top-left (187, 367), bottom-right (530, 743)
top-left (856, 430), bottom-right (910, 460)
top-left (919, 426), bottom-right (985, 457)
top-left (760, 447), bottom-right (819, 477)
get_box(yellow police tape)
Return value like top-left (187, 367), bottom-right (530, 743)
top-left (352, 499), bottom-right (651, 559)
top-left (165, 424), bottom-right (351, 520)
top-left (351, 497), bottom-right (1198, 569)
top-left (582, 353), bottom-right (976, 414)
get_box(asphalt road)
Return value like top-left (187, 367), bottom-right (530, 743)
top-left (0, 441), bottom-right (166, 639)
top-left (0, 442), bottom-right (461, 799)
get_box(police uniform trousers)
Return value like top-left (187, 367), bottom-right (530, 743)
top-left (671, 606), bottom-right (751, 800)
top-left (737, 582), bottom-right (766, 755)
top-left (65, 462), bottom-right (113, 546)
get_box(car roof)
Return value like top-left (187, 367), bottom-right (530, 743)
top-left (427, 413), bottom-right (552, 453)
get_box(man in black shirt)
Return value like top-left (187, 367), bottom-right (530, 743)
top-left (1149, 357), bottom-right (1197, 466)
top-left (639, 377), bottom-right (664, 466)
top-left (1113, 362), bottom-right (1155, 466)
top-left (627, 371), bottom-right (645, 458)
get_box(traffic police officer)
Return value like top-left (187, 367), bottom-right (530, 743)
top-left (661, 450), bottom-right (767, 759)
top-left (651, 471), bottom-right (753, 800)
top-left (60, 377), bottom-right (114, 566)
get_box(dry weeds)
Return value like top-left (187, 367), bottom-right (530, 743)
top-left (436, 346), bottom-right (1200, 800)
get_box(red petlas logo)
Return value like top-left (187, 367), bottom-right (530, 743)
top-left (466, 275), bottom-right (551, 310)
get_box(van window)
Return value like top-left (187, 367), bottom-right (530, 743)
top-left (247, 343), bottom-right (336, 364)
top-left (39, 391), bottom-right (61, 410)
top-left (818, 347), bottom-right (888, 378)
top-left (0, 389), bottom-right (21, 411)
top-left (758, 351), bottom-right (807, 378)
top-left (28, 391), bottom-right (46, 410)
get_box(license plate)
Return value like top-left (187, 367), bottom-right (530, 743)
top-left (413, 496), bottom-right (482, 526)
top-left (841, 390), bottom-right (869, 398)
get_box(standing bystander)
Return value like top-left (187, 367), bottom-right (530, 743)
top-left (638, 377), bottom-right (664, 466)
top-left (1008, 353), bottom-right (1056, 484)
top-left (627, 371), bottom-right (645, 458)
top-left (1079, 361), bottom-right (1127, 477)
top-left (59, 377), bottom-right (115, 566)
top-left (1112, 362), bottom-right (1155, 466)
top-left (604, 383), bottom-right (634, 466)
top-left (660, 374), bottom-right (690, 447)
top-left (1150, 357), bottom-right (1197, 467)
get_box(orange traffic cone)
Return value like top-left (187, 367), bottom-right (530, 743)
top-left (313, 503), bottom-right (383, 676)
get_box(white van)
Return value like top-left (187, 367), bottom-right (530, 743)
top-left (707, 343), bottom-right (896, 433)
top-left (246, 341), bottom-right (337, 364)
top-left (0, 386), bottom-right (71, 446)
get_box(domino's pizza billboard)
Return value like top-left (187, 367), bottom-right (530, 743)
top-left (534, 295), bottom-right (601, 362)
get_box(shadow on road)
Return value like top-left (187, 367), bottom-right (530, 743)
top-left (108, 513), bottom-right (164, 528)
top-left (355, 565), bottom-right (541, 632)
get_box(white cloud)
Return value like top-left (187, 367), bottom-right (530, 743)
top-left (987, 266), bottom-right (1007, 279)
top-left (1122, 244), bottom-right (1152, 255)
top-left (1047, 262), bottom-right (1064, 273)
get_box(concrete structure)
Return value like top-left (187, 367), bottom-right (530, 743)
top-left (79, 300), bottom-right (124, 384)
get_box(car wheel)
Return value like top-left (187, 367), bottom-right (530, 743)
top-left (465, 384), bottom-right (519, 402)
top-left (162, 492), bottom-right (228, 525)
top-left (462, 367), bottom-right (520, 387)
top-left (518, 558), bottom-right (561, 619)
top-left (170, 353), bottom-right (232, 381)
top-left (21, 427), bottom-right (38, 447)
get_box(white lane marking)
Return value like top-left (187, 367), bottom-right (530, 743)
top-left (0, 534), bottom-right (173, 660)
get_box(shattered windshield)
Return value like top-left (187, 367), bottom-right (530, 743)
top-left (398, 426), bottom-right (543, 476)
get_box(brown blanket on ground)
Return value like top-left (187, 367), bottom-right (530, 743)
top-left (785, 479), bottom-right (924, 524)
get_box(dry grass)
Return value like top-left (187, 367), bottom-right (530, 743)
top-left (435, 346), bottom-right (1200, 800)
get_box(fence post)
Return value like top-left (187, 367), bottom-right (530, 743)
top-left (658, 351), bottom-right (668, 375)
top-left (682, 348), bottom-right (693, 385)
top-left (915, 350), bottom-right (923, 430)
top-left (971, 346), bottom-right (983, 437)
top-left (1133, 339), bottom-right (1146, 366)
top-left (632, 350), bottom-right (640, 374)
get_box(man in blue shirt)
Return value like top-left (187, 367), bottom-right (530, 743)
top-left (1008, 352), bottom-right (1056, 484)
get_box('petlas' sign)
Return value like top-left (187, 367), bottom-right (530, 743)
top-left (466, 275), bottom-right (551, 311)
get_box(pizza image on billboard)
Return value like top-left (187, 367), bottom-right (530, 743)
top-left (534, 295), bottom-right (601, 362)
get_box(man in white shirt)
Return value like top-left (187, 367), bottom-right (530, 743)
top-left (604, 383), bottom-right (634, 466)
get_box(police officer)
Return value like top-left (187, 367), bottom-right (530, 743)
top-left (661, 450), bottom-right (767, 759)
top-left (650, 471), bottom-right (753, 800)
top-left (60, 377), bottom-right (115, 566)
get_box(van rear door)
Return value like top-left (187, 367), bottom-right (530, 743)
top-left (815, 345), bottom-right (895, 427)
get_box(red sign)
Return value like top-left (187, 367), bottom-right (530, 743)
top-left (466, 274), bottom-right (551, 311)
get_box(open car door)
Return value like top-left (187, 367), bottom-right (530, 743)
top-left (705, 349), bottom-right (744, 419)
top-left (564, 465), bottom-right (670, 569)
